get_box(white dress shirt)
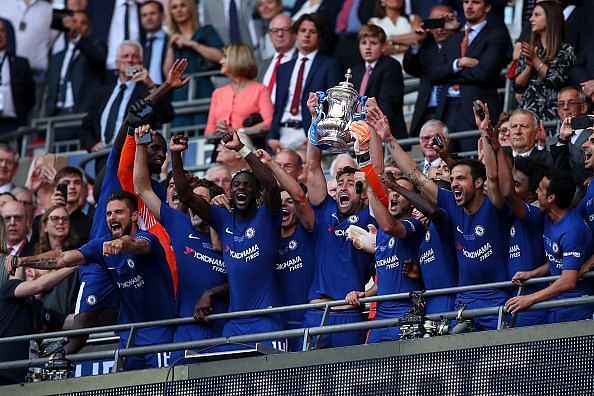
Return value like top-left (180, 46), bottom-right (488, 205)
top-left (281, 50), bottom-right (318, 123)
top-left (106, 0), bottom-right (141, 70)
top-left (0, 51), bottom-right (16, 118)
top-left (100, 80), bottom-right (137, 144)
top-left (263, 47), bottom-right (296, 102)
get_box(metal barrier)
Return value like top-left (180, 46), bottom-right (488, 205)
top-left (0, 272), bottom-right (592, 372)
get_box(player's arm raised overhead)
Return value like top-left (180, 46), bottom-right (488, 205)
top-left (170, 134), bottom-right (212, 223)
top-left (305, 93), bottom-right (328, 206)
top-left (366, 99), bottom-right (438, 204)
top-left (133, 125), bottom-right (164, 219)
top-left (256, 149), bottom-right (315, 231)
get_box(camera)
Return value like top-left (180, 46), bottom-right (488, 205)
top-left (422, 18), bottom-right (445, 30)
top-left (399, 292), bottom-right (451, 340)
top-left (124, 65), bottom-right (142, 78)
top-left (570, 115), bottom-right (594, 130)
top-left (26, 338), bottom-right (74, 382)
top-left (57, 182), bottom-right (68, 199)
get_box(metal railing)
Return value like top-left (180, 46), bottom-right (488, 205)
top-left (0, 272), bottom-right (592, 372)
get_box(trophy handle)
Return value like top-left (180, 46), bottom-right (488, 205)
top-left (352, 95), bottom-right (368, 121)
top-left (308, 91), bottom-right (327, 146)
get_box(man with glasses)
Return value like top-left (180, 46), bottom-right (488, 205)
top-left (1, 201), bottom-right (31, 257)
top-left (418, 120), bottom-right (450, 176)
top-left (0, 145), bottom-right (19, 194)
top-left (259, 14), bottom-right (297, 104)
top-left (550, 86), bottom-right (590, 185)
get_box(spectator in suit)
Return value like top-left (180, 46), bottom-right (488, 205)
top-left (79, 41), bottom-right (174, 172)
top-left (86, 0), bottom-right (143, 73)
top-left (507, 109), bottom-right (553, 166)
top-left (418, 120), bottom-right (450, 176)
top-left (11, 187), bottom-right (35, 233)
top-left (443, 0), bottom-right (508, 28)
top-left (0, 18), bottom-right (15, 56)
top-left (164, 0), bottom-right (224, 128)
top-left (203, 0), bottom-right (259, 48)
top-left (1, 201), bottom-right (31, 257)
top-left (403, 5), bottom-right (460, 137)
top-left (430, 0), bottom-right (511, 151)
top-left (291, 0), bottom-right (343, 55)
top-left (550, 87), bottom-right (590, 186)
top-left (570, 5), bottom-right (594, 101)
top-left (254, 0), bottom-right (285, 61)
top-left (267, 13), bottom-right (342, 152)
top-left (140, 1), bottom-right (167, 86)
top-left (369, 0), bottom-right (422, 66)
top-left (50, 0), bottom-right (90, 56)
top-left (331, 0), bottom-right (376, 70)
top-left (514, 1), bottom-right (575, 124)
top-left (259, 14), bottom-right (297, 104)
top-left (45, 11), bottom-right (107, 122)
top-left (0, 19), bottom-right (35, 135)
top-left (352, 24), bottom-right (407, 139)
top-left (0, 145), bottom-right (18, 196)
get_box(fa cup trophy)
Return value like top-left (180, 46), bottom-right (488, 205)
top-left (308, 69), bottom-right (367, 153)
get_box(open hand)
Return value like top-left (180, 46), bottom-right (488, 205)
top-left (166, 58), bottom-right (191, 89)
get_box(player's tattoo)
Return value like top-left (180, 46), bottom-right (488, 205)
top-left (19, 257), bottom-right (60, 269)
top-left (406, 169), bottom-right (429, 189)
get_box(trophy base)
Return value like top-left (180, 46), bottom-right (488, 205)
top-left (317, 135), bottom-right (353, 154)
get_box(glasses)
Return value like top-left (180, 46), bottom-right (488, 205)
top-left (557, 100), bottom-right (584, 107)
top-left (48, 215), bottom-right (69, 224)
top-left (498, 127), bottom-right (510, 134)
top-left (3, 215), bottom-right (24, 223)
top-left (269, 27), bottom-right (291, 35)
top-left (18, 200), bottom-right (33, 206)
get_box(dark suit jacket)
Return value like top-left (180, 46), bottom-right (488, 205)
top-left (504, 146), bottom-right (554, 167)
top-left (291, 0), bottom-right (343, 55)
top-left (430, 22), bottom-right (511, 131)
top-left (352, 56), bottom-right (408, 139)
top-left (550, 132), bottom-right (591, 185)
top-left (79, 82), bottom-right (174, 151)
top-left (87, 0), bottom-right (144, 44)
top-left (268, 53), bottom-right (342, 142)
top-left (403, 37), bottom-right (441, 136)
top-left (5, 55), bottom-right (35, 124)
top-left (141, 31), bottom-right (169, 83)
top-left (571, 6), bottom-right (594, 85)
top-left (45, 37), bottom-right (107, 116)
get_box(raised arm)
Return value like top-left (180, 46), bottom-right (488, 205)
top-left (256, 149), bottom-right (315, 231)
top-left (18, 250), bottom-right (86, 270)
top-left (383, 172), bottom-right (444, 225)
top-left (366, 100), bottom-right (438, 204)
top-left (170, 136), bottom-right (212, 223)
top-left (474, 101), bottom-right (504, 209)
top-left (133, 125), bottom-right (164, 219)
top-left (305, 93), bottom-right (328, 206)
top-left (221, 129), bottom-right (281, 213)
top-left (497, 136), bottom-right (526, 220)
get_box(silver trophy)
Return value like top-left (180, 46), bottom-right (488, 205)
top-left (308, 69), bottom-right (367, 153)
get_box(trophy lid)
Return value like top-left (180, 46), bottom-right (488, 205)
top-left (328, 69), bottom-right (358, 96)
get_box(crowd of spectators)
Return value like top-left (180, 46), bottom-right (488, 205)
top-left (1, 0), bottom-right (594, 384)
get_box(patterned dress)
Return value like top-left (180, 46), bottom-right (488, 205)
top-left (515, 43), bottom-right (575, 122)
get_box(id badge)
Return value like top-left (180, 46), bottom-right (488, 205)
top-left (19, 21), bottom-right (26, 31)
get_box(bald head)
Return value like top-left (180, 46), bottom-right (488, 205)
top-left (269, 14), bottom-right (295, 54)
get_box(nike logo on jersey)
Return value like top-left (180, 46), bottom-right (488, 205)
top-left (456, 226), bottom-right (463, 234)
top-left (225, 227), bottom-right (234, 235)
top-left (188, 234), bottom-right (201, 240)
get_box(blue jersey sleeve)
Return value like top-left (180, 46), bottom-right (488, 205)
top-left (523, 203), bottom-right (542, 224)
top-left (78, 237), bottom-right (106, 265)
top-left (134, 230), bottom-right (160, 252)
top-left (402, 217), bottom-right (425, 247)
top-left (437, 188), bottom-right (456, 213)
top-left (560, 229), bottom-right (589, 271)
top-left (159, 201), bottom-right (188, 230)
top-left (209, 204), bottom-right (227, 235)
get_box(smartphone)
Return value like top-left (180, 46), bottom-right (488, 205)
top-left (124, 65), bottom-right (141, 77)
top-left (473, 101), bottom-right (485, 121)
top-left (355, 181), bottom-right (363, 194)
top-left (139, 131), bottom-right (153, 145)
top-left (136, 103), bottom-right (153, 119)
top-left (432, 134), bottom-right (444, 149)
top-left (571, 115), bottom-right (594, 130)
top-left (422, 18), bottom-right (445, 29)
top-left (57, 182), bottom-right (68, 199)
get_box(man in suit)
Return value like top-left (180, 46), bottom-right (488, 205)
top-left (259, 14), bottom-right (297, 104)
top-left (203, 0), bottom-right (258, 48)
top-left (267, 13), bottom-right (342, 152)
top-left (550, 87), bottom-right (591, 186)
top-left (1, 201), bottom-right (32, 258)
top-left (430, 0), bottom-right (511, 152)
top-left (139, 1), bottom-right (167, 86)
top-left (352, 24), bottom-right (407, 139)
top-left (571, 5), bottom-right (594, 102)
top-left (0, 19), bottom-right (35, 135)
top-left (507, 109), bottom-right (553, 166)
top-left (86, 0), bottom-right (143, 73)
top-left (404, 5), bottom-right (460, 137)
top-left (45, 11), bottom-right (107, 119)
top-left (79, 41), bottom-right (174, 172)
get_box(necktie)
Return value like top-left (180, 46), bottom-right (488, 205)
top-left (460, 27), bottom-right (472, 57)
top-left (229, 0), bottom-right (241, 44)
top-left (359, 65), bottom-right (372, 96)
top-left (290, 57), bottom-right (308, 116)
top-left (144, 35), bottom-right (156, 68)
top-left (267, 53), bottom-right (283, 95)
top-left (336, 0), bottom-right (355, 33)
top-left (57, 48), bottom-right (78, 108)
top-left (124, 2), bottom-right (131, 40)
top-left (423, 161), bottom-right (431, 175)
top-left (105, 84), bottom-right (127, 144)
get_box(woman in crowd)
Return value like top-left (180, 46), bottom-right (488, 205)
top-left (0, 216), bottom-right (10, 287)
top-left (514, 1), bottom-right (575, 123)
top-left (369, 0), bottom-right (422, 65)
top-left (34, 205), bottom-right (80, 329)
top-left (164, 0), bottom-right (224, 127)
top-left (204, 44), bottom-right (274, 149)
top-left (496, 111), bottom-right (512, 148)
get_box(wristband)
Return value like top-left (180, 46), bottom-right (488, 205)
top-left (11, 256), bottom-right (18, 272)
top-left (537, 62), bottom-right (544, 72)
top-left (238, 146), bottom-right (252, 158)
top-left (356, 152), bottom-right (371, 167)
top-left (557, 136), bottom-right (569, 145)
